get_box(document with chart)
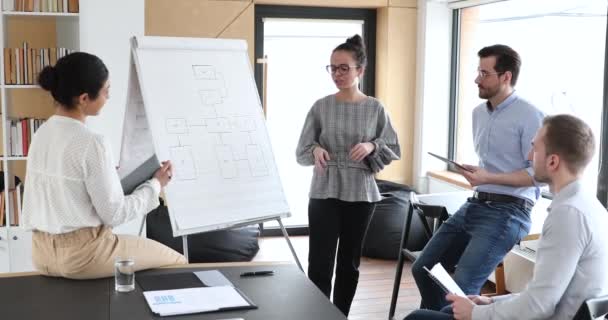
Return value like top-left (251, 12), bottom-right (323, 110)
top-left (143, 286), bottom-right (256, 316)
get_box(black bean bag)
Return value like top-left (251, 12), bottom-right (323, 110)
top-left (146, 199), bottom-right (260, 262)
top-left (362, 180), bottom-right (432, 260)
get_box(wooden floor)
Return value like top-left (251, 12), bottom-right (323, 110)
top-left (253, 236), bottom-right (420, 320)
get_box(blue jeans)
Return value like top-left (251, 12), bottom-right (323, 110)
top-left (411, 197), bottom-right (531, 310)
top-left (404, 306), bottom-right (454, 320)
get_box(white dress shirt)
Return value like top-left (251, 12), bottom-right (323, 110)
top-left (473, 180), bottom-right (608, 320)
top-left (22, 115), bottom-right (161, 234)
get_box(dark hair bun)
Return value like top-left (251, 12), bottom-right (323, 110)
top-left (346, 34), bottom-right (365, 50)
top-left (333, 34), bottom-right (368, 67)
top-left (38, 65), bottom-right (58, 92)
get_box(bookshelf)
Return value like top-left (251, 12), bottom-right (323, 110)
top-left (0, 0), bottom-right (79, 273)
top-left (0, 0), bottom-right (144, 273)
top-left (3, 11), bottom-right (78, 17)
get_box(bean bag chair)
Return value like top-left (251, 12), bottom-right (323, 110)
top-left (146, 199), bottom-right (260, 262)
top-left (362, 180), bottom-right (432, 259)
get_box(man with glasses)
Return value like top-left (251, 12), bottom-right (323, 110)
top-left (407, 115), bottom-right (608, 320)
top-left (411, 44), bottom-right (545, 312)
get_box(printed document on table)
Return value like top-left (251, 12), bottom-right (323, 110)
top-left (143, 286), bottom-right (253, 316)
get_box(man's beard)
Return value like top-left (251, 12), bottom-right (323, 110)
top-left (533, 172), bottom-right (551, 184)
top-left (478, 86), bottom-right (499, 100)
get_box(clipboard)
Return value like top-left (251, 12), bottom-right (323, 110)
top-left (137, 270), bottom-right (234, 291)
top-left (137, 272), bottom-right (205, 291)
top-left (423, 263), bottom-right (466, 297)
top-left (120, 155), bottom-right (160, 195)
top-left (423, 266), bottom-right (451, 295)
top-left (427, 152), bottom-right (473, 173)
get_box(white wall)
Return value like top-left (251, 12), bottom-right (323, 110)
top-left (412, 0), bottom-right (453, 193)
top-left (79, 0), bottom-right (145, 165)
top-left (79, 0), bottom-right (146, 235)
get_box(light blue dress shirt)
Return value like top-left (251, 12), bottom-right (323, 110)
top-left (472, 92), bottom-right (545, 204)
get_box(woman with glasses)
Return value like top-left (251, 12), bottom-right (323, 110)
top-left (296, 34), bottom-right (401, 316)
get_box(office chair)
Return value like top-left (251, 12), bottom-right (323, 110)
top-left (388, 201), bottom-right (449, 320)
top-left (573, 294), bottom-right (608, 320)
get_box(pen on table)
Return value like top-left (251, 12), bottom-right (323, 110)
top-left (240, 270), bottom-right (274, 277)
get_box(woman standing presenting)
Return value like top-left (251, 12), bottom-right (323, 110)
top-left (296, 35), bottom-right (401, 316)
top-left (21, 52), bottom-right (187, 279)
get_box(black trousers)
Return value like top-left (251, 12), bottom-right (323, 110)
top-left (307, 198), bottom-right (376, 316)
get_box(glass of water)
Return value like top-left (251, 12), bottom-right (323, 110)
top-left (114, 257), bottom-right (135, 293)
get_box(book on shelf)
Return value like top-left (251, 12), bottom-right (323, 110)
top-left (3, 43), bottom-right (73, 85)
top-left (4, 118), bottom-right (45, 157)
top-left (0, 183), bottom-right (22, 227)
top-left (2, 0), bottom-right (78, 13)
top-left (11, 184), bottom-right (20, 225)
top-left (0, 191), bottom-right (4, 227)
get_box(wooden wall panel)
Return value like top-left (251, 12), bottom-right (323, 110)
top-left (375, 7), bottom-right (417, 185)
top-left (219, 3), bottom-right (255, 63)
top-left (145, 0), bottom-right (254, 62)
top-left (389, 0), bottom-right (417, 8)
top-left (146, 0), bottom-right (250, 37)
top-left (375, 8), bottom-right (389, 119)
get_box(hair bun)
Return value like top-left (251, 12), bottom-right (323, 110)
top-left (38, 65), bottom-right (58, 92)
top-left (346, 34), bottom-right (365, 49)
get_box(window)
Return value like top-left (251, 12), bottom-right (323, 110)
top-left (451, 0), bottom-right (607, 196)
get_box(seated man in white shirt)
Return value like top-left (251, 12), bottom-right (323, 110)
top-left (405, 114), bottom-right (608, 320)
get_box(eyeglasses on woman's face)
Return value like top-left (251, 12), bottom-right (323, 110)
top-left (326, 64), bottom-right (360, 74)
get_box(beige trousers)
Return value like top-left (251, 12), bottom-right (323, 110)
top-left (32, 225), bottom-right (187, 279)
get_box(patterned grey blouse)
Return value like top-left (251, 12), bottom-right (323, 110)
top-left (296, 95), bottom-right (400, 202)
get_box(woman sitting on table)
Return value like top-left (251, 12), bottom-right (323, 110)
top-left (21, 52), bottom-right (187, 279)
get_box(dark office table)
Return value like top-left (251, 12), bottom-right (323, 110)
top-left (0, 262), bottom-right (347, 320)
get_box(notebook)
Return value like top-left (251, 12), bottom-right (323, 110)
top-left (423, 263), bottom-right (466, 297)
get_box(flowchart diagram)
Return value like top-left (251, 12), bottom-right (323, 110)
top-left (193, 65), bottom-right (228, 118)
top-left (163, 65), bottom-right (269, 180)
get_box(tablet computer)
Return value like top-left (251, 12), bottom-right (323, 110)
top-left (427, 152), bottom-right (473, 173)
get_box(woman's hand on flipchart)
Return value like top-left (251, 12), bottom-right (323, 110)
top-left (154, 161), bottom-right (173, 187)
top-left (312, 146), bottom-right (330, 173)
top-left (349, 142), bottom-right (375, 162)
